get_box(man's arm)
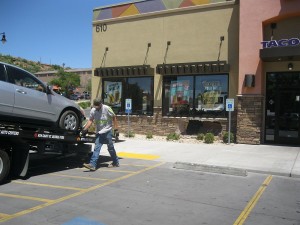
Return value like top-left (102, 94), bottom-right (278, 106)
top-left (113, 116), bottom-right (118, 130)
top-left (83, 119), bottom-right (93, 131)
top-left (81, 119), bottom-right (93, 136)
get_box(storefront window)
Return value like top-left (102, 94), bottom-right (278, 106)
top-left (163, 74), bottom-right (228, 117)
top-left (103, 76), bottom-right (153, 115)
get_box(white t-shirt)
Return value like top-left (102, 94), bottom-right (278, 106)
top-left (89, 104), bottom-right (115, 134)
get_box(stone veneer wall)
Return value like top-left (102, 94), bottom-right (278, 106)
top-left (116, 107), bottom-right (188, 136)
top-left (236, 95), bottom-right (264, 144)
top-left (116, 107), bottom-right (233, 138)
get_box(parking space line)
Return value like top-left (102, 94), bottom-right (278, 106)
top-left (77, 167), bottom-right (142, 174)
top-left (12, 181), bottom-right (85, 191)
top-left (104, 169), bottom-right (136, 173)
top-left (121, 163), bottom-right (152, 167)
top-left (0, 162), bottom-right (165, 223)
top-left (233, 175), bottom-right (273, 225)
top-left (0, 193), bottom-right (52, 203)
top-left (50, 174), bottom-right (109, 181)
top-left (0, 213), bottom-right (10, 218)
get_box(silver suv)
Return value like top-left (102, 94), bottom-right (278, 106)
top-left (0, 62), bottom-right (85, 131)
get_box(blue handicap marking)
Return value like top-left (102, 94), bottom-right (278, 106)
top-left (228, 103), bottom-right (232, 109)
top-left (62, 217), bottom-right (106, 225)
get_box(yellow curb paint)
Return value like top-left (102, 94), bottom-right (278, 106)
top-left (118, 152), bottom-right (160, 160)
top-left (233, 175), bottom-right (273, 225)
top-left (0, 162), bottom-right (165, 223)
top-left (0, 193), bottom-right (52, 203)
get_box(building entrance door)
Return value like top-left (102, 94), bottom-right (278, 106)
top-left (275, 89), bottom-right (300, 145)
top-left (265, 72), bottom-right (300, 145)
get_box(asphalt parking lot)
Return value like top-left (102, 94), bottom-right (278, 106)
top-left (0, 152), bottom-right (300, 225)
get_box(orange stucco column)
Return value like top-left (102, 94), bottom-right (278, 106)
top-left (239, 0), bottom-right (300, 95)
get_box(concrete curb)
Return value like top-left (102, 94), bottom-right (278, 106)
top-left (173, 162), bottom-right (248, 177)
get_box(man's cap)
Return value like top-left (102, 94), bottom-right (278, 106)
top-left (93, 98), bottom-right (103, 106)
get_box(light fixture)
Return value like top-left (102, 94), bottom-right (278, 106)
top-left (288, 63), bottom-right (293, 71)
top-left (143, 43), bottom-right (152, 65)
top-left (1, 32), bottom-right (6, 44)
top-left (218, 36), bottom-right (225, 61)
top-left (270, 23), bottom-right (276, 40)
top-left (163, 41), bottom-right (171, 64)
top-left (244, 74), bottom-right (255, 87)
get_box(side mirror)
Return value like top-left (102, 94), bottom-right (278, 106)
top-left (46, 85), bottom-right (52, 94)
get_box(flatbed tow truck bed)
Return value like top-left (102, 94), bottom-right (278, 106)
top-left (0, 122), bottom-right (118, 184)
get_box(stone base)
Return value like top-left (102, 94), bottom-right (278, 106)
top-left (236, 95), bottom-right (264, 144)
top-left (116, 107), bottom-right (231, 138)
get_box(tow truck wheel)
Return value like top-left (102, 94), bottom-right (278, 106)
top-left (59, 110), bottom-right (79, 131)
top-left (0, 149), bottom-right (10, 184)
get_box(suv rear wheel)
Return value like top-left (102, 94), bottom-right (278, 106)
top-left (59, 110), bottom-right (79, 131)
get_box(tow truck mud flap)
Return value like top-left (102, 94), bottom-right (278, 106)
top-left (11, 142), bottom-right (30, 178)
top-left (0, 149), bottom-right (10, 184)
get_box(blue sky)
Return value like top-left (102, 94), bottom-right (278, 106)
top-left (0, 0), bottom-right (131, 69)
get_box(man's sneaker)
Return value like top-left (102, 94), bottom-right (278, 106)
top-left (107, 162), bottom-right (120, 168)
top-left (83, 163), bottom-right (96, 171)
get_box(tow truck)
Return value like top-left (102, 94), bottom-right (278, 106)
top-left (0, 122), bottom-right (118, 184)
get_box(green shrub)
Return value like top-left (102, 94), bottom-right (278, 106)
top-left (146, 132), bottom-right (153, 139)
top-left (223, 131), bottom-right (234, 143)
top-left (166, 132), bottom-right (180, 141)
top-left (196, 133), bottom-right (205, 141)
top-left (125, 131), bottom-right (135, 138)
top-left (204, 133), bottom-right (215, 144)
top-left (78, 101), bottom-right (91, 109)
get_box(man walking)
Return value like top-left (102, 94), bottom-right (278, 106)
top-left (82, 98), bottom-right (119, 171)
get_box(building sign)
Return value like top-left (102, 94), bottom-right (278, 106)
top-left (261, 38), bottom-right (300, 48)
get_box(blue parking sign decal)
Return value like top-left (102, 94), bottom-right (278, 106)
top-left (226, 99), bottom-right (234, 111)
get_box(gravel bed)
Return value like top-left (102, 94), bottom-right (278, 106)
top-left (118, 133), bottom-right (225, 145)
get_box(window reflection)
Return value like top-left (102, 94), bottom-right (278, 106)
top-left (103, 77), bottom-right (153, 115)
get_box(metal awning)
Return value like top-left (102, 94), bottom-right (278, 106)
top-left (260, 46), bottom-right (300, 62)
top-left (156, 61), bottom-right (230, 75)
top-left (94, 65), bottom-right (154, 77)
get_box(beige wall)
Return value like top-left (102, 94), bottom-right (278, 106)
top-left (92, 2), bottom-right (239, 106)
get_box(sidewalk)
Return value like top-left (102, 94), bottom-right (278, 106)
top-left (112, 138), bottom-right (300, 178)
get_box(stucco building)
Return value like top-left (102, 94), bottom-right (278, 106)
top-left (35, 69), bottom-right (92, 92)
top-left (91, 0), bottom-right (300, 145)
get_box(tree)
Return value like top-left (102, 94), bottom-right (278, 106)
top-left (86, 79), bottom-right (92, 93)
top-left (49, 69), bottom-right (80, 97)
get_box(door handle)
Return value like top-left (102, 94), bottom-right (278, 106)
top-left (16, 89), bottom-right (27, 94)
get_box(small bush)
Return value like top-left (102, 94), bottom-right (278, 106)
top-left (223, 131), bottom-right (234, 143)
top-left (204, 133), bottom-right (215, 144)
top-left (166, 133), bottom-right (180, 141)
top-left (125, 131), bottom-right (135, 138)
top-left (78, 101), bottom-right (91, 109)
top-left (196, 133), bottom-right (205, 141)
top-left (146, 132), bottom-right (153, 139)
